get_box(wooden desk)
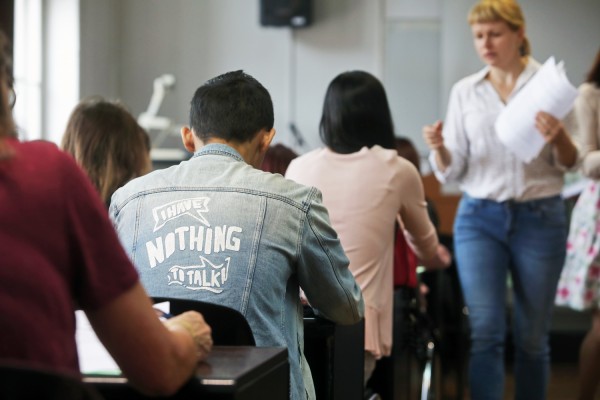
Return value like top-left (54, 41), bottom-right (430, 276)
top-left (84, 346), bottom-right (289, 400)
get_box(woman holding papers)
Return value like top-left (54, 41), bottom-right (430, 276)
top-left (0, 30), bottom-right (212, 396)
top-left (555, 48), bottom-right (600, 400)
top-left (422, 1), bottom-right (578, 399)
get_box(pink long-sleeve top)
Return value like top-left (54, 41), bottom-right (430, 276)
top-left (286, 145), bottom-right (438, 358)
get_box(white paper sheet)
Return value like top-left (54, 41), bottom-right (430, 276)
top-left (75, 310), bottom-right (120, 375)
top-left (76, 302), bottom-right (171, 375)
top-left (495, 57), bottom-right (578, 163)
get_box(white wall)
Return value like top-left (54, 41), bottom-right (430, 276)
top-left (116, 1), bottom-right (286, 143)
top-left (75, 0), bottom-right (600, 154)
top-left (292, 0), bottom-right (384, 150)
top-left (77, 0), bottom-right (384, 153)
top-left (80, 0), bottom-right (120, 101)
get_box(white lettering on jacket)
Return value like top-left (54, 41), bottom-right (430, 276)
top-left (152, 197), bottom-right (210, 231)
top-left (167, 256), bottom-right (230, 293)
top-left (145, 225), bottom-right (243, 268)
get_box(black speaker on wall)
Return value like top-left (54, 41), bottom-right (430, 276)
top-left (260, 0), bottom-right (312, 28)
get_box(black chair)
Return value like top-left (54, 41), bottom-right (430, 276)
top-left (0, 364), bottom-right (104, 400)
top-left (303, 307), bottom-right (365, 400)
top-left (420, 233), bottom-right (469, 400)
top-left (152, 297), bottom-right (256, 346)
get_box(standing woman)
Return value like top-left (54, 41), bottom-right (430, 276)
top-left (286, 70), bottom-right (449, 386)
top-left (422, 1), bottom-right (578, 399)
top-left (555, 48), bottom-right (600, 400)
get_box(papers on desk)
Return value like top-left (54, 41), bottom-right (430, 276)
top-left (495, 56), bottom-right (578, 163)
top-left (76, 302), bottom-right (171, 375)
top-left (75, 310), bottom-right (120, 375)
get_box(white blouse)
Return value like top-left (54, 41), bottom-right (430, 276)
top-left (429, 57), bottom-right (575, 202)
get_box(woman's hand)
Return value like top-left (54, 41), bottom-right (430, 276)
top-left (165, 311), bottom-right (213, 361)
top-left (535, 111), bottom-right (578, 168)
top-left (421, 243), bottom-right (452, 270)
top-left (535, 111), bottom-right (565, 143)
top-left (422, 120), bottom-right (444, 150)
top-left (422, 120), bottom-right (452, 172)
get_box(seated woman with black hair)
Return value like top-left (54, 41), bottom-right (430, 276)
top-left (285, 70), bottom-right (451, 384)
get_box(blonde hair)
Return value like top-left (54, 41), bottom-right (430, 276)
top-left (468, 0), bottom-right (531, 56)
top-left (61, 98), bottom-right (151, 204)
top-left (0, 30), bottom-right (16, 159)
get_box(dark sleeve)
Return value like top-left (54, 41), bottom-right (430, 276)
top-left (58, 152), bottom-right (139, 310)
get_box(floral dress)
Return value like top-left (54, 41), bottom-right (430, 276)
top-left (556, 180), bottom-right (600, 310)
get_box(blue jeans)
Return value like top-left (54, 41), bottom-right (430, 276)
top-left (453, 194), bottom-right (567, 400)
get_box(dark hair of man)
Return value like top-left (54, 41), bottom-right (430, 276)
top-left (319, 71), bottom-right (396, 154)
top-left (189, 70), bottom-right (274, 143)
top-left (586, 48), bottom-right (600, 87)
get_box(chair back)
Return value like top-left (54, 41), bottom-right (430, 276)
top-left (303, 307), bottom-right (365, 400)
top-left (152, 297), bottom-right (256, 346)
top-left (0, 364), bottom-right (104, 400)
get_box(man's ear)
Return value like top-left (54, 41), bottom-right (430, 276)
top-left (181, 126), bottom-right (196, 152)
top-left (259, 128), bottom-right (276, 153)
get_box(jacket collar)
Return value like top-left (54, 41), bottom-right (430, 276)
top-left (192, 143), bottom-right (245, 163)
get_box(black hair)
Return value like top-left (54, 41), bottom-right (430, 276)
top-left (189, 70), bottom-right (274, 143)
top-left (319, 71), bottom-right (396, 154)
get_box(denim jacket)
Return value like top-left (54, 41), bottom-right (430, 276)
top-left (110, 144), bottom-right (364, 400)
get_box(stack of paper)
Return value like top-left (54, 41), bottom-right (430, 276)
top-left (495, 56), bottom-right (578, 163)
top-left (76, 302), bottom-right (171, 375)
top-left (75, 310), bottom-right (120, 375)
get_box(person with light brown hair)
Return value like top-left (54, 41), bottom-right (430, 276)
top-left (421, 1), bottom-right (578, 399)
top-left (0, 29), bottom-right (212, 396)
top-left (61, 98), bottom-right (151, 206)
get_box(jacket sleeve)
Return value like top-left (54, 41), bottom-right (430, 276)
top-left (296, 188), bottom-right (364, 325)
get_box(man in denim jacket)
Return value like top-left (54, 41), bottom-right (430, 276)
top-left (110, 71), bottom-right (364, 400)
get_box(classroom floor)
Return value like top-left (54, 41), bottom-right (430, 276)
top-left (438, 336), bottom-right (600, 400)
top-left (442, 363), bottom-right (578, 400)
top-left (413, 265), bottom-right (598, 400)
top-left (371, 326), bottom-right (598, 400)
top-left (506, 362), bottom-right (582, 400)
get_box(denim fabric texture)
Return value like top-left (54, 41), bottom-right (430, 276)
top-left (453, 194), bottom-right (567, 400)
top-left (110, 144), bottom-right (364, 400)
